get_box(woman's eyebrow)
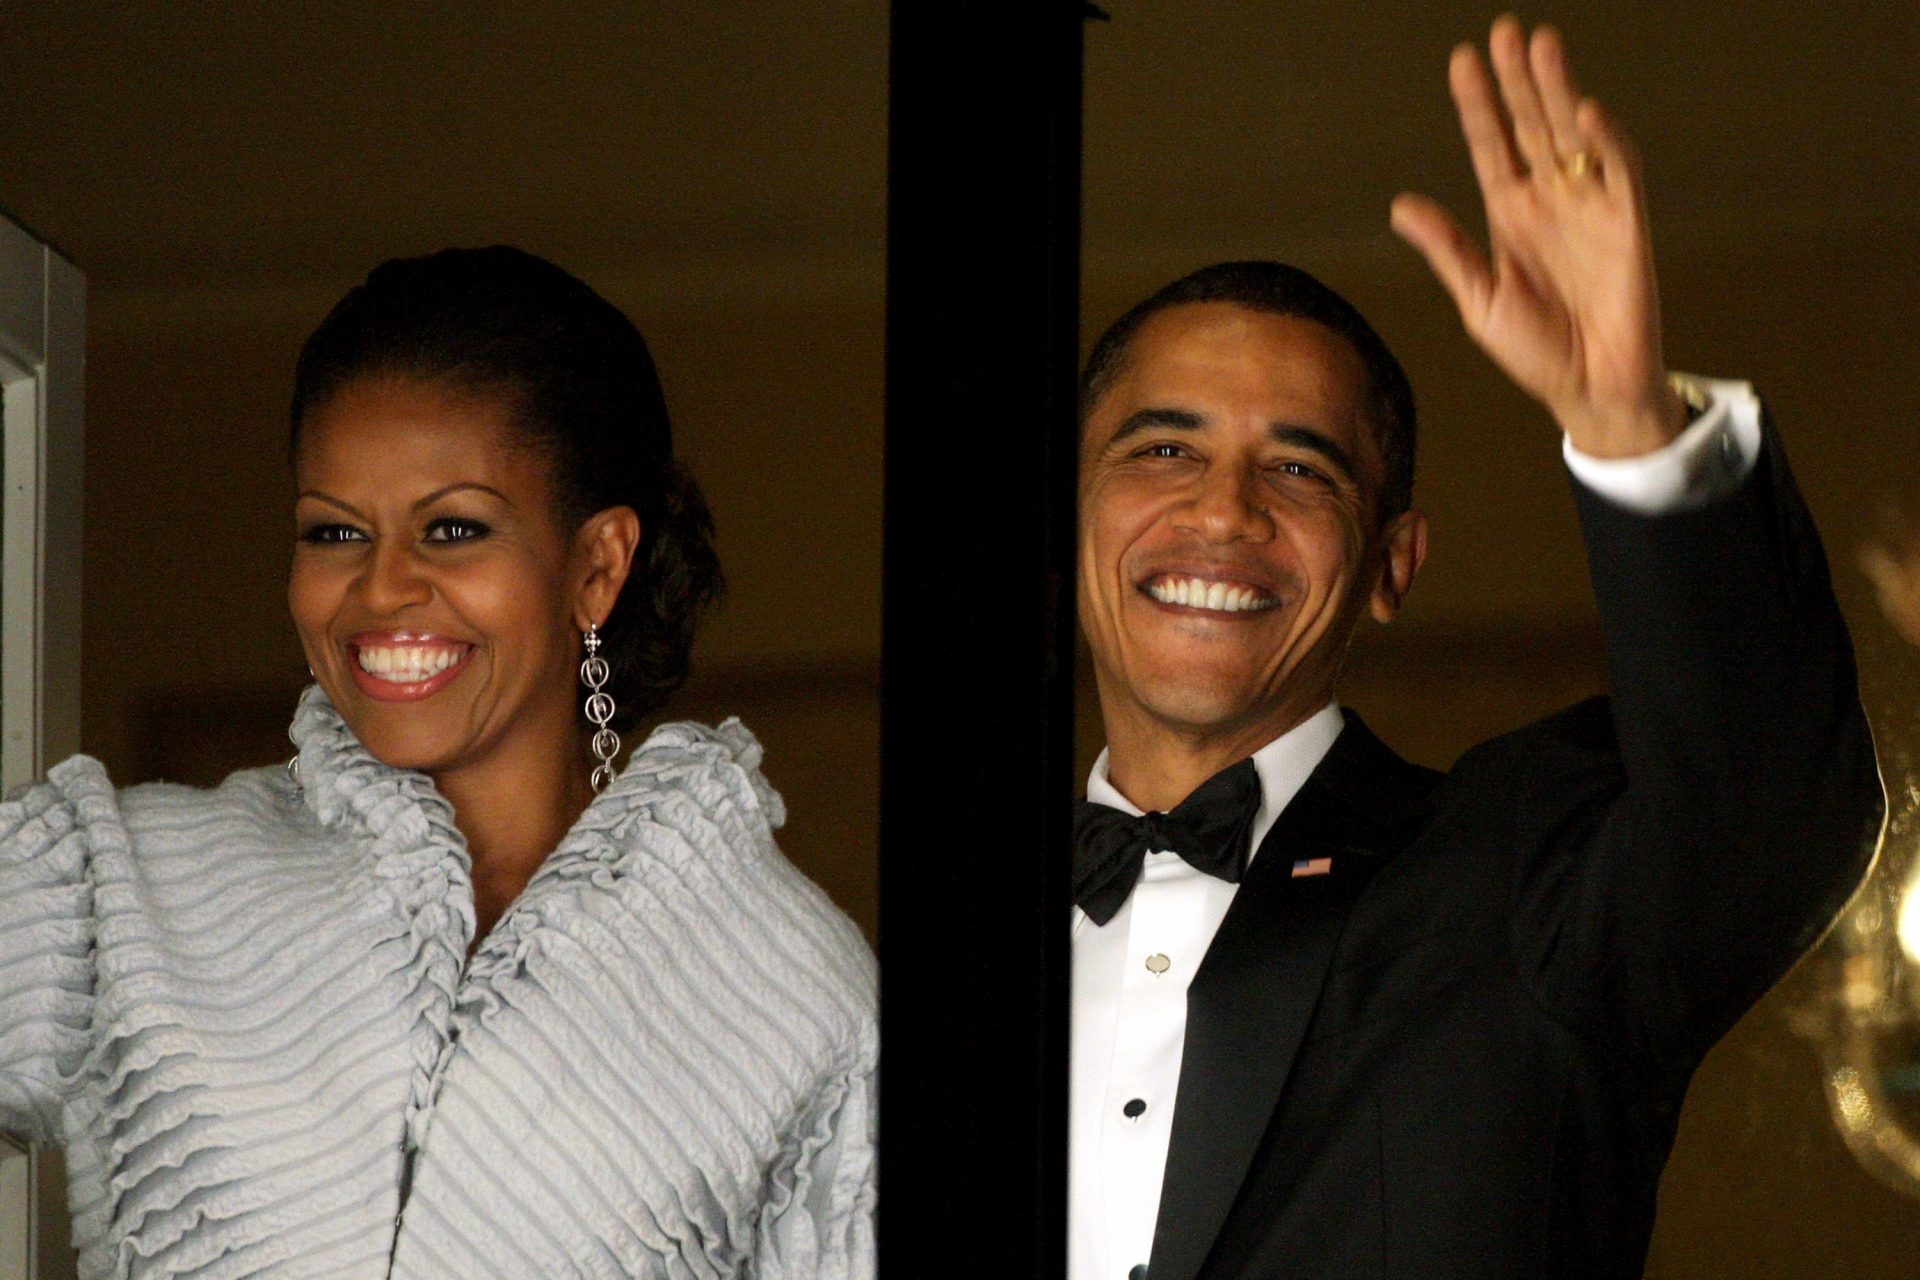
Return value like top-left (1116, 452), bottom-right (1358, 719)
top-left (294, 490), bottom-right (365, 519)
top-left (415, 482), bottom-right (513, 509)
top-left (294, 482), bottom-right (515, 516)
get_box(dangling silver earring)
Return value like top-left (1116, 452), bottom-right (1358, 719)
top-left (288, 664), bottom-right (316, 784)
top-left (581, 623), bottom-right (620, 792)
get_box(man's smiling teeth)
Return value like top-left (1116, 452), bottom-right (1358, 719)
top-left (356, 646), bottom-right (467, 683)
top-left (1146, 576), bottom-right (1277, 613)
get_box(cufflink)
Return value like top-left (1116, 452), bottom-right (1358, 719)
top-left (1667, 370), bottom-right (1743, 489)
top-left (1668, 371), bottom-right (1714, 427)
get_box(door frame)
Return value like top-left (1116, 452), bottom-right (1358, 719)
top-left (0, 209), bottom-right (85, 1280)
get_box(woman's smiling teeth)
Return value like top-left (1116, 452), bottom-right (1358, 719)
top-left (1145, 575), bottom-right (1277, 614)
top-left (356, 644), bottom-right (469, 683)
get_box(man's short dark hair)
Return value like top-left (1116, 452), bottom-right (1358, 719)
top-left (1080, 261), bottom-right (1417, 520)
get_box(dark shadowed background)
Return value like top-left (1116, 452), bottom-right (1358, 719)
top-left (4, 3), bottom-right (1918, 1275)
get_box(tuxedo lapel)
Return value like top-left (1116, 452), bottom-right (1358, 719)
top-left (1148, 713), bottom-right (1436, 1280)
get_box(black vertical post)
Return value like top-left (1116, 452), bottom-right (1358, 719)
top-left (882, 3), bottom-right (1085, 1276)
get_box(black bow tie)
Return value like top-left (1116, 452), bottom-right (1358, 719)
top-left (1072, 758), bottom-right (1261, 926)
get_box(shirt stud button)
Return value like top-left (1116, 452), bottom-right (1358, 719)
top-left (1122, 1098), bottom-right (1147, 1120)
top-left (1145, 953), bottom-right (1170, 974)
top-left (1129, 1266), bottom-right (1149, 1280)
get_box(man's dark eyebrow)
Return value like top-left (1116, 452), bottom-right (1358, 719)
top-left (1107, 407), bottom-right (1205, 445)
top-left (1271, 424), bottom-right (1355, 481)
top-left (1105, 410), bottom-right (1358, 482)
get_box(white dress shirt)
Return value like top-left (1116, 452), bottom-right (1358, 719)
top-left (1068, 377), bottom-right (1761, 1280)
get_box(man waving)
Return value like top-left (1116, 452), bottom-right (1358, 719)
top-left (1069, 19), bottom-right (1883, 1280)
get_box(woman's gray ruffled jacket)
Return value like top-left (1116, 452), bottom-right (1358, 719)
top-left (0, 687), bottom-right (877, 1279)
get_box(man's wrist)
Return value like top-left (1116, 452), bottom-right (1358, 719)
top-left (1563, 374), bottom-right (1762, 515)
top-left (1555, 384), bottom-right (1689, 460)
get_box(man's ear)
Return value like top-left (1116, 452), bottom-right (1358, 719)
top-left (573, 506), bottom-right (644, 631)
top-left (1368, 508), bottom-right (1428, 624)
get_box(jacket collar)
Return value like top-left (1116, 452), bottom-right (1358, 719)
top-left (1148, 710), bottom-right (1437, 1280)
top-left (286, 684), bottom-right (785, 998)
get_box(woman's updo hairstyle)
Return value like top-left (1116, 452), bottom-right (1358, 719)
top-left (290, 246), bottom-right (723, 731)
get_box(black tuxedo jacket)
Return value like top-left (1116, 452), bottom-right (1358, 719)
top-left (1145, 430), bottom-right (1884, 1280)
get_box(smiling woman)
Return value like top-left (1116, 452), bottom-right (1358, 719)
top-left (292, 380), bottom-right (613, 794)
top-left (0, 247), bottom-right (877, 1278)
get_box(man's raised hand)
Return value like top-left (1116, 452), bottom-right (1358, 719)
top-left (1390, 17), bottom-right (1686, 458)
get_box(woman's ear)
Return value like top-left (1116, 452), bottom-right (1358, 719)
top-left (573, 506), bottom-right (643, 630)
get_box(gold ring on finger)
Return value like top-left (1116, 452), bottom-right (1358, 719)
top-left (1561, 149), bottom-right (1599, 180)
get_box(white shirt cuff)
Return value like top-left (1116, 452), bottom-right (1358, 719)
top-left (1561, 375), bottom-right (1763, 515)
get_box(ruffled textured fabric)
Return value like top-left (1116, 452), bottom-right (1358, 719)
top-left (0, 687), bottom-right (876, 1279)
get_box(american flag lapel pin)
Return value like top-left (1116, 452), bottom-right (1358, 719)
top-left (1291, 857), bottom-right (1333, 879)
